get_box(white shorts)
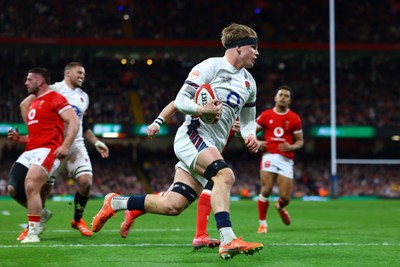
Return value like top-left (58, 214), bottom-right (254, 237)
top-left (174, 126), bottom-right (215, 187)
top-left (49, 143), bottom-right (92, 184)
top-left (260, 153), bottom-right (294, 179)
top-left (16, 147), bottom-right (60, 178)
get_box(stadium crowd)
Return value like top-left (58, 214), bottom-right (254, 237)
top-left (0, 53), bottom-right (399, 127)
top-left (1, 0), bottom-right (400, 43)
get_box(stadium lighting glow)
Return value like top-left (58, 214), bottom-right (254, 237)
top-left (146, 59), bottom-right (153, 65)
top-left (123, 14), bottom-right (130, 20)
top-left (102, 132), bottom-right (120, 138)
top-left (391, 135), bottom-right (400, 141)
top-left (121, 58), bottom-right (127, 64)
top-left (254, 8), bottom-right (261, 14)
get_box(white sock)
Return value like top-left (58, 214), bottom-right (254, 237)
top-left (111, 196), bottom-right (129, 211)
top-left (259, 220), bottom-right (267, 227)
top-left (258, 194), bottom-right (269, 202)
top-left (219, 227), bottom-right (237, 245)
top-left (28, 221), bottom-right (41, 235)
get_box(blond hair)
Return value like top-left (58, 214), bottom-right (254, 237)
top-left (220, 23), bottom-right (258, 48)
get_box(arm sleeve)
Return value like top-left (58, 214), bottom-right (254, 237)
top-left (174, 83), bottom-right (199, 115)
top-left (239, 104), bottom-right (257, 139)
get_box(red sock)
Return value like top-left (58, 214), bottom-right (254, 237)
top-left (195, 192), bottom-right (212, 237)
top-left (28, 214), bottom-right (41, 222)
top-left (257, 197), bottom-right (269, 220)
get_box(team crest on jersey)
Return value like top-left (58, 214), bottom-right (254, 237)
top-left (38, 100), bottom-right (45, 109)
top-left (80, 97), bottom-right (84, 103)
top-left (284, 120), bottom-right (290, 129)
top-left (245, 81), bottom-right (250, 91)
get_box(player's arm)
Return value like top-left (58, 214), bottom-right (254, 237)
top-left (239, 105), bottom-right (258, 154)
top-left (279, 131), bottom-right (304, 152)
top-left (147, 101), bottom-right (177, 138)
top-left (82, 116), bottom-right (109, 158)
top-left (255, 123), bottom-right (268, 151)
top-left (174, 84), bottom-right (221, 117)
top-left (54, 108), bottom-right (79, 158)
top-left (7, 127), bottom-right (28, 144)
top-left (19, 95), bottom-right (36, 124)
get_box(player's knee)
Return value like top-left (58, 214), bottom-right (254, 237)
top-left (76, 174), bottom-right (92, 191)
top-left (260, 187), bottom-right (273, 197)
top-left (204, 159), bottom-right (234, 184)
top-left (212, 168), bottom-right (235, 187)
top-left (163, 202), bottom-right (187, 216)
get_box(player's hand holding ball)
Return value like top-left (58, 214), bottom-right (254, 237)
top-left (195, 84), bottom-right (222, 124)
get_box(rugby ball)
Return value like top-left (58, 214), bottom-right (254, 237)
top-left (195, 84), bottom-right (219, 124)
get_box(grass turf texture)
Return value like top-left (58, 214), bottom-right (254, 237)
top-left (0, 198), bottom-right (399, 267)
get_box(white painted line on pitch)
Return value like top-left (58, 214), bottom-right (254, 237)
top-left (0, 228), bottom-right (186, 234)
top-left (1, 242), bottom-right (399, 249)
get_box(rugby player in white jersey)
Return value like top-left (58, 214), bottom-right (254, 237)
top-left (92, 23), bottom-right (263, 260)
top-left (17, 62), bottom-right (109, 239)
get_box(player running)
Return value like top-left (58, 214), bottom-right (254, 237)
top-left (92, 23), bottom-right (263, 260)
top-left (256, 85), bottom-right (303, 234)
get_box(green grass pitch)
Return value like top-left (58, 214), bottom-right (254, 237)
top-left (0, 198), bottom-right (399, 267)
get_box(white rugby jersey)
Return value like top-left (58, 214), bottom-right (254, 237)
top-left (50, 81), bottom-right (89, 145)
top-left (175, 56), bottom-right (257, 152)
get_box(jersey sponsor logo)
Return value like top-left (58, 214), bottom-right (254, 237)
top-left (27, 109), bottom-right (39, 125)
top-left (273, 127), bottom-right (284, 137)
top-left (226, 92), bottom-right (241, 115)
top-left (71, 105), bottom-right (82, 117)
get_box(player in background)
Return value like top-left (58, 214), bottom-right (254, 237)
top-left (255, 85), bottom-right (303, 234)
top-left (121, 100), bottom-right (240, 251)
top-left (7, 67), bottom-right (79, 243)
top-left (92, 23), bottom-right (263, 260)
top-left (19, 62), bottom-right (109, 239)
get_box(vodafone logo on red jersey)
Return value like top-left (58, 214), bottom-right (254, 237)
top-left (27, 109), bottom-right (39, 125)
top-left (273, 127), bottom-right (284, 137)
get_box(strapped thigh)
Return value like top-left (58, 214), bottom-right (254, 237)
top-left (203, 159), bottom-right (229, 180)
top-left (171, 182), bottom-right (198, 203)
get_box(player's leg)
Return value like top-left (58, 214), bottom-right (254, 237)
top-left (22, 162), bottom-right (49, 243)
top-left (120, 191), bottom-right (170, 238)
top-left (68, 146), bottom-right (93, 236)
top-left (8, 162), bottom-right (30, 241)
top-left (192, 181), bottom-right (220, 250)
top-left (257, 170), bottom-right (277, 233)
top-left (91, 168), bottom-right (202, 232)
top-left (7, 162), bottom-right (28, 207)
top-left (275, 174), bottom-right (293, 225)
top-left (195, 148), bottom-right (263, 259)
top-left (70, 173), bottom-right (93, 236)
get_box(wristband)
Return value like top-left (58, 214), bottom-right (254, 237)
top-left (95, 140), bottom-right (106, 148)
top-left (154, 116), bottom-right (165, 126)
